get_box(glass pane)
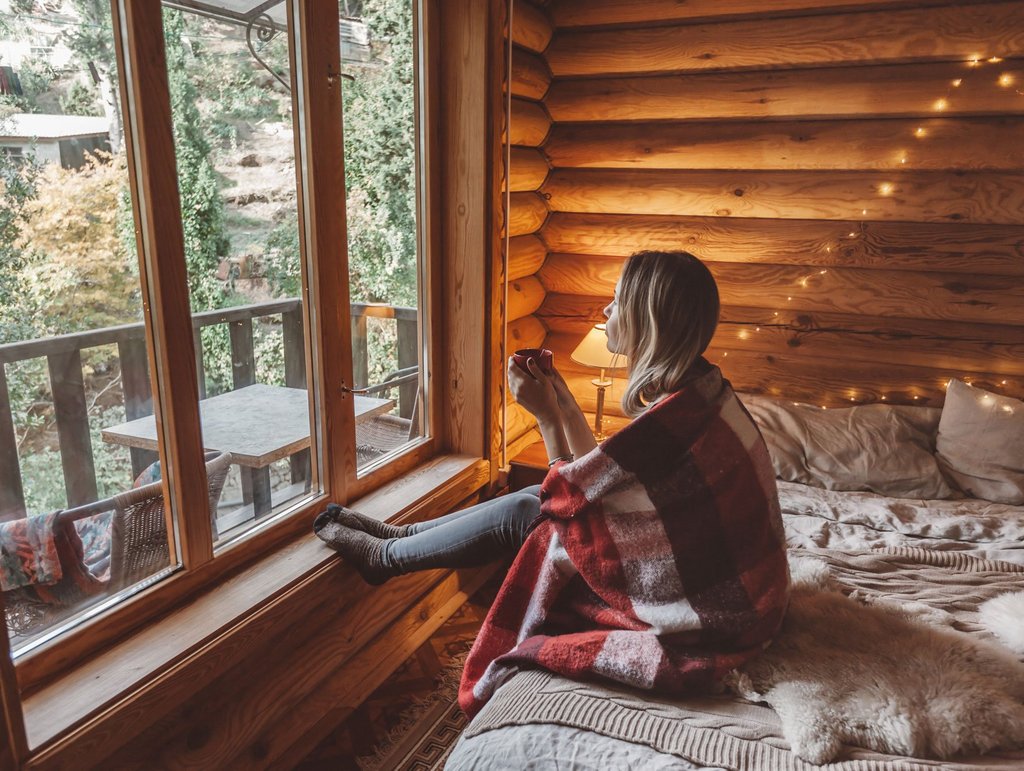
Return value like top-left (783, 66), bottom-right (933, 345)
top-left (160, 4), bottom-right (320, 546)
top-left (0, 3), bottom-right (179, 653)
top-left (341, 0), bottom-right (426, 471)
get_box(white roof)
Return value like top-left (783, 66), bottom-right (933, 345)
top-left (0, 113), bottom-right (109, 141)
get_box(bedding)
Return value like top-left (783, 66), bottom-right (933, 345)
top-left (448, 482), bottom-right (1024, 770)
top-left (739, 395), bottom-right (951, 500)
top-left (936, 380), bottom-right (1024, 505)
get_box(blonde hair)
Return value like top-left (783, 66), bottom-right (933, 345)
top-left (617, 251), bottom-right (720, 417)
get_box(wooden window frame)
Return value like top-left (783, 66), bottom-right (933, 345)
top-left (5, 0), bottom-right (501, 698)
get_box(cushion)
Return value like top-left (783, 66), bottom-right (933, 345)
top-left (936, 380), bottom-right (1024, 505)
top-left (740, 394), bottom-right (952, 500)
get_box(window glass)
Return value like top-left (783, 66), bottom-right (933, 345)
top-left (0, 1), bottom-right (178, 654)
top-left (159, 3), bottom-right (321, 546)
top-left (340, 0), bottom-right (426, 472)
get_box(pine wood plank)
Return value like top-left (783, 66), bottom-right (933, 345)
top-left (539, 253), bottom-right (1024, 326)
top-left (508, 276), bottom-right (546, 321)
top-left (545, 117), bottom-right (1024, 172)
top-left (509, 146), bottom-right (549, 191)
top-left (550, 0), bottom-right (991, 28)
top-left (548, 3), bottom-right (1024, 76)
top-left (508, 234), bottom-right (547, 279)
top-left (510, 97), bottom-right (550, 146)
top-left (511, 46), bottom-right (550, 100)
top-left (540, 212), bottom-right (1024, 276)
top-left (1, 589), bottom-right (27, 770)
top-left (541, 168), bottom-right (1024, 225)
top-left (509, 191), bottom-right (548, 235)
top-left (511, 1), bottom-right (553, 53)
top-left (263, 565), bottom-right (494, 770)
top-left (503, 400), bottom-right (538, 443)
top-left (545, 61), bottom-right (1024, 122)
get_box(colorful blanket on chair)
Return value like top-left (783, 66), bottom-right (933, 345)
top-left (459, 360), bottom-right (791, 718)
top-left (1, 511), bottom-right (106, 604)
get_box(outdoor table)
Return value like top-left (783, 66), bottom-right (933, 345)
top-left (102, 383), bottom-right (394, 517)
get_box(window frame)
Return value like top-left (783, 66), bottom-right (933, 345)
top-left (7, 0), bottom-right (452, 697)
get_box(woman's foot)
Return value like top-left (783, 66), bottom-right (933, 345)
top-left (313, 514), bottom-right (394, 585)
top-left (318, 503), bottom-right (410, 539)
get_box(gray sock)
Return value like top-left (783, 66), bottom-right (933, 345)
top-left (322, 503), bottom-right (410, 539)
top-left (313, 516), bottom-right (394, 585)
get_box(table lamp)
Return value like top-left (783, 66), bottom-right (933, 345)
top-left (570, 323), bottom-right (627, 440)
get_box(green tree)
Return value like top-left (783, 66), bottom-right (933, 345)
top-left (62, 0), bottom-right (123, 150)
top-left (0, 145), bottom-right (40, 345)
top-left (164, 8), bottom-right (230, 314)
top-left (342, 0), bottom-right (418, 307)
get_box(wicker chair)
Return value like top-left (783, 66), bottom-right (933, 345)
top-left (356, 367), bottom-right (420, 466)
top-left (4, 452), bottom-right (232, 637)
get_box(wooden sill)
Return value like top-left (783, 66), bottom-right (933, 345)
top-left (21, 454), bottom-right (488, 754)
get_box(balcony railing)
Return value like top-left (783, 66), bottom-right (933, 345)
top-left (0, 299), bottom-right (418, 521)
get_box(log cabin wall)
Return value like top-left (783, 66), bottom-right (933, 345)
top-left (505, 0), bottom-right (553, 458)
top-left (528, 0), bottom-right (1024, 415)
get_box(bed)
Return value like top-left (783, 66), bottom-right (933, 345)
top-left (447, 383), bottom-right (1024, 770)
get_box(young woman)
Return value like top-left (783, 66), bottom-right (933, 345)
top-left (314, 250), bottom-right (790, 716)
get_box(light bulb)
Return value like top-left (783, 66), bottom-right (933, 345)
top-left (933, 98), bottom-right (949, 111)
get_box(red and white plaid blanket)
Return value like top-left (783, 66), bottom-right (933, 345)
top-left (460, 360), bottom-right (790, 717)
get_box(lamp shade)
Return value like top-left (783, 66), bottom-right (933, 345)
top-left (570, 324), bottom-right (627, 369)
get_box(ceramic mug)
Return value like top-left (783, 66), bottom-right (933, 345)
top-left (512, 348), bottom-right (553, 375)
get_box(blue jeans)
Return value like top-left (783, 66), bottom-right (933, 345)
top-left (382, 485), bottom-right (542, 574)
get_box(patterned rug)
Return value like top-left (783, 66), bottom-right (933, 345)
top-left (357, 654), bottom-right (468, 771)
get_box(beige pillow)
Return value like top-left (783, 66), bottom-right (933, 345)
top-left (740, 395), bottom-right (952, 500)
top-left (936, 380), bottom-right (1024, 505)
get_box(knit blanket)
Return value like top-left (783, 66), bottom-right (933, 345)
top-left (459, 548), bottom-right (1024, 770)
top-left (459, 361), bottom-right (791, 717)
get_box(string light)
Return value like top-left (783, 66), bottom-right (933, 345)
top-left (999, 73), bottom-right (1015, 87)
top-left (951, 78), bottom-right (962, 87)
top-left (933, 98), bottom-right (949, 111)
top-left (914, 127), bottom-right (927, 138)
top-left (988, 56), bottom-right (1003, 63)
top-left (878, 182), bottom-right (894, 196)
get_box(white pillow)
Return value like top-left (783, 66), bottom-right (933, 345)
top-left (936, 380), bottom-right (1024, 505)
top-left (739, 395), bottom-right (952, 500)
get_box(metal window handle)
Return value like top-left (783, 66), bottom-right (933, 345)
top-left (341, 385), bottom-right (369, 394)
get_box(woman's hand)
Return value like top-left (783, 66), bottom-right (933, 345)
top-left (507, 357), bottom-right (560, 423)
top-left (549, 366), bottom-right (582, 416)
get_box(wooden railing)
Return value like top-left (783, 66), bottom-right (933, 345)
top-left (0, 299), bottom-right (418, 521)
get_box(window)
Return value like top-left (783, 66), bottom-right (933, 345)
top-left (1, 0), bottom-right (433, 676)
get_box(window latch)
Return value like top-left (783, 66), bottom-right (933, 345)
top-left (341, 385), bottom-right (369, 395)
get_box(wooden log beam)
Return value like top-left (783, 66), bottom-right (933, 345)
top-left (548, 3), bottom-right (1024, 77)
top-left (708, 347), bottom-right (1022, 406)
top-left (503, 400), bottom-right (538, 444)
top-left (538, 253), bottom-right (1024, 326)
top-left (509, 191), bottom-right (548, 236)
top-left (546, 61), bottom-right (1024, 122)
top-left (713, 308), bottom-right (1024, 377)
top-left (510, 98), bottom-right (551, 146)
top-left (545, 117), bottom-right (1024, 172)
top-left (540, 290), bottom-right (1024, 358)
top-left (508, 234), bottom-right (547, 280)
top-left (550, 0), bottom-right (994, 28)
top-left (508, 276), bottom-right (546, 321)
top-left (509, 146), bottom-right (550, 192)
top-left (543, 332), bottom-right (1022, 410)
top-left (541, 168), bottom-right (1024, 225)
top-left (511, 47), bottom-right (551, 101)
top-left (507, 314), bottom-right (547, 352)
top-left (511, 1), bottom-right (553, 53)
top-left (540, 212), bottom-right (1024, 277)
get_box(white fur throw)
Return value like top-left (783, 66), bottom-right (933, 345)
top-left (729, 557), bottom-right (1024, 765)
top-left (979, 591), bottom-right (1024, 655)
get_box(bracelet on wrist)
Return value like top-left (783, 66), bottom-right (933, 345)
top-left (548, 454), bottom-right (574, 467)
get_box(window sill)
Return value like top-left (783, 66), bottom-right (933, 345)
top-left (22, 454), bottom-right (489, 757)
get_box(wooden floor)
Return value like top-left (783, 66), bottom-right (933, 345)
top-left (292, 577), bottom-right (498, 770)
